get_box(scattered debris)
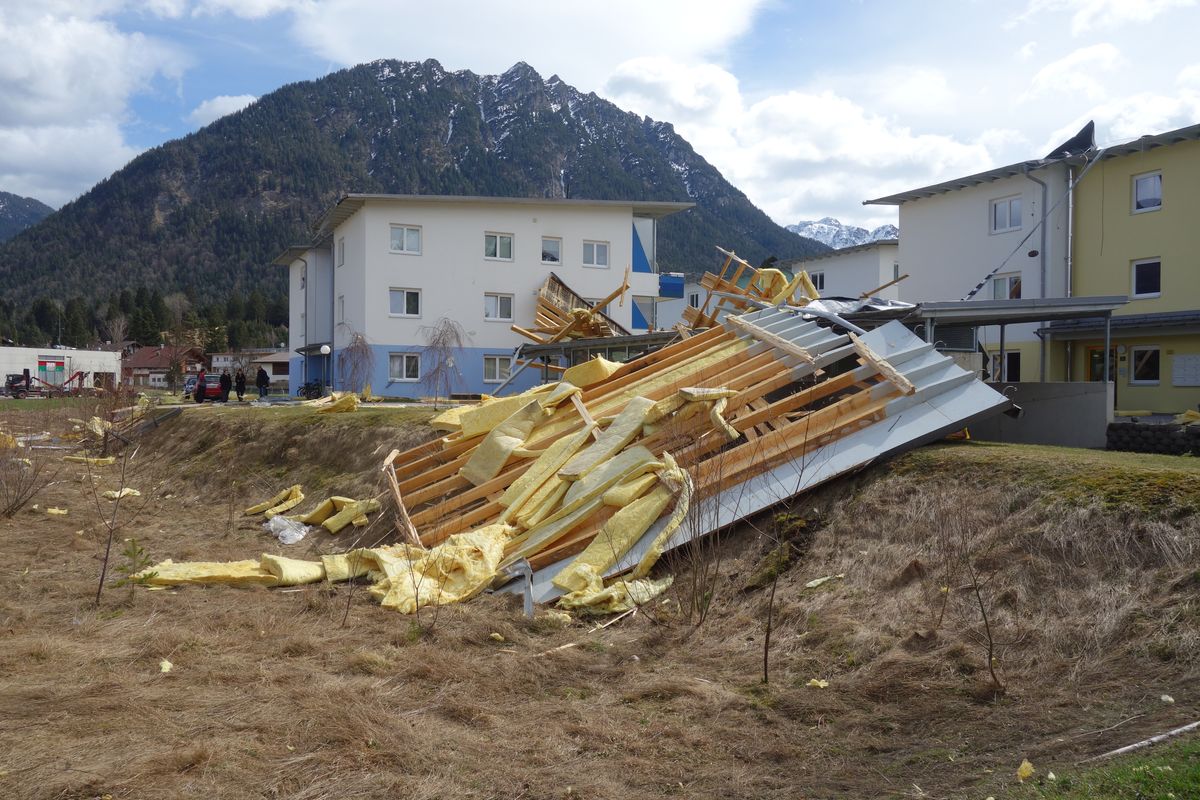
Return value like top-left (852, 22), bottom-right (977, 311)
top-left (806, 678), bottom-right (830, 689)
top-left (63, 455), bottom-right (115, 466)
top-left (244, 485), bottom-right (305, 517)
top-left (264, 516), bottom-right (311, 545)
top-left (1017, 759), bottom-right (1035, 782)
top-left (159, 659), bottom-right (173, 674)
top-left (101, 488), bottom-right (141, 500)
top-left (805, 573), bottom-right (845, 589)
top-left (45, 507), bottom-right (68, 516)
top-left (315, 393), bottom-right (360, 413)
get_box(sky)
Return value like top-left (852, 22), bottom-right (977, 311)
top-left (1, 0), bottom-right (1198, 229)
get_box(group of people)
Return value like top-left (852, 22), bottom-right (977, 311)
top-left (194, 366), bottom-right (271, 404)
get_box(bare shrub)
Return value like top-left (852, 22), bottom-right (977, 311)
top-left (418, 317), bottom-right (468, 406)
top-left (0, 449), bottom-right (57, 517)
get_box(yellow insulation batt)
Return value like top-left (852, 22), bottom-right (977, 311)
top-left (101, 488), bottom-right (141, 500)
top-left (260, 554), bottom-right (326, 585)
top-left (455, 385), bottom-right (555, 439)
top-left (370, 524), bottom-right (510, 613)
top-left (562, 356), bottom-right (621, 389)
top-left (245, 485), bottom-right (305, 517)
top-left (602, 472), bottom-right (659, 507)
top-left (139, 559), bottom-right (281, 587)
top-left (316, 393), bottom-right (360, 413)
top-left (553, 484), bottom-right (674, 593)
top-left (459, 399), bottom-right (550, 486)
top-left (558, 396), bottom-right (656, 481)
top-left (498, 425), bottom-right (595, 524)
top-left (557, 574), bottom-right (674, 614)
top-left (631, 454), bottom-right (692, 579)
top-left (321, 498), bottom-right (381, 533)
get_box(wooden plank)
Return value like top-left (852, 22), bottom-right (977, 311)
top-left (725, 315), bottom-right (818, 364)
top-left (512, 324), bottom-right (549, 344)
top-left (860, 273), bottom-right (909, 299)
top-left (849, 332), bottom-right (916, 395)
top-left (382, 449), bottom-right (423, 548)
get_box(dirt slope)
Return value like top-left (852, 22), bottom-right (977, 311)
top-left (1, 406), bottom-right (1197, 799)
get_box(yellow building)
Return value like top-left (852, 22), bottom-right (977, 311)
top-left (1046, 123), bottom-right (1200, 413)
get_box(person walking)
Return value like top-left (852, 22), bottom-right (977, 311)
top-left (255, 366), bottom-right (270, 399)
top-left (219, 370), bottom-right (232, 403)
top-left (234, 368), bottom-right (246, 402)
top-left (194, 369), bottom-right (206, 404)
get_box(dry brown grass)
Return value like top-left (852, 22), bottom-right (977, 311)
top-left (1, 410), bottom-right (1198, 799)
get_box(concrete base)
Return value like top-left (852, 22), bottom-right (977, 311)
top-left (969, 381), bottom-right (1114, 449)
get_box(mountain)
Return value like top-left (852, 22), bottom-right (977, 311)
top-left (787, 217), bottom-right (898, 250)
top-left (0, 59), bottom-right (828, 306)
top-left (0, 190), bottom-right (53, 242)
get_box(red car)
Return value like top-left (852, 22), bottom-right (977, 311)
top-left (189, 375), bottom-right (224, 402)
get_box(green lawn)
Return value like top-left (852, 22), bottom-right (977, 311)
top-left (1019, 736), bottom-right (1200, 799)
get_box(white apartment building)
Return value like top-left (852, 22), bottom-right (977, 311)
top-left (864, 160), bottom-right (1072, 381)
top-left (788, 239), bottom-right (901, 300)
top-left (274, 194), bottom-right (692, 397)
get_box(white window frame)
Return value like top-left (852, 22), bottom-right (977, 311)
top-left (337, 294), bottom-right (345, 323)
top-left (810, 271), bottom-right (825, 292)
top-left (1132, 171), bottom-right (1162, 214)
top-left (336, 237), bottom-right (345, 267)
top-left (585, 298), bottom-right (612, 316)
top-left (388, 352), bottom-right (421, 383)
top-left (1129, 346), bottom-right (1161, 385)
top-left (482, 355), bottom-right (513, 384)
top-left (1131, 258), bottom-right (1161, 299)
top-left (389, 224), bottom-right (422, 255)
top-left (687, 291), bottom-right (701, 309)
top-left (541, 236), bottom-right (562, 264)
top-left (484, 292), bottom-right (514, 322)
top-left (991, 272), bottom-right (1023, 300)
top-left (583, 240), bottom-right (610, 268)
top-left (989, 195), bottom-right (1022, 234)
top-left (388, 287), bottom-right (422, 318)
top-left (484, 232), bottom-right (514, 261)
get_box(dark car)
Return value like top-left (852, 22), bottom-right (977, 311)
top-left (182, 375), bottom-right (197, 396)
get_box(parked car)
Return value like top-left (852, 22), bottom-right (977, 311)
top-left (183, 375), bottom-right (224, 402)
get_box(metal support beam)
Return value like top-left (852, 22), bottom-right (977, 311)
top-left (1103, 312), bottom-right (1111, 384)
top-left (998, 324), bottom-right (1007, 382)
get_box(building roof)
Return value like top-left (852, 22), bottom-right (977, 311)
top-left (314, 194), bottom-right (694, 242)
top-left (783, 238), bottom-right (899, 267)
top-left (863, 121), bottom-right (1200, 207)
top-left (1041, 308), bottom-right (1200, 337)
top-left (915, 296), bottom-right (1128, 327)
top-left (863, 160), bottom-right (1062, 206)
top-left (271, 246), bottom-right (312, 267)
top-left (250, 351), bottom-right (292, 364)
top-left (123, 345), bottom-right (204, 370)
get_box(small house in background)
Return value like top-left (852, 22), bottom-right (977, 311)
top-left (273, 194), bottom-right (692, 397)
top-left (782, 239), bottom-right (901, 301)
top-left (210, 348), bottom-right (282, 375)
top-left (249, 351), bottom-right (291, 390)
top-left (122, 345), bottom-right (205, 389)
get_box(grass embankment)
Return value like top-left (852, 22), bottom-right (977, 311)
top-left (1, 415), bottom-right (1197, 798)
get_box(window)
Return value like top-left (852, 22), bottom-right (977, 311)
top-left (541, 237), bottom-right (561, 263)
top-left (336, 237), bottom-right (345, 267)
top-left (1133, 172), bottom-right (1162, 213)
top-left (687, 291), bottom-right (701, 309)
top-left (810, 271), bottom-right (825, 292)
top-left (585, 298), bottom-right (611, 316)
top-left (1132, 259), bottom-right (1161, 298)
top-left (483, 355), bottom-right (512, 383)
top-left (991, 272), bottom-right (1022, 300)
top-left (388, 288), bottom-right (421, 317)
top-left (389, 225), bottom-right (421, 254)
top-left (583, 240), bottom-right (609, 268)
top-left (893, 262), bottom-right (900, 281)
top-left (337, 294), bottom-right (344, 323)
top-left (485, 232), bottom-right (513, 260)
top-left (389, 352), bottom-right (420, 382)
top-left (1130, 347), bottom-right (1160, 385)
top-left (990, 195), bottom-right (1022, 233)
top-left (484, 292), bottom-right (514, 321)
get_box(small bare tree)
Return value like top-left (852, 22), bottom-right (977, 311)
top-left (418, 317), bottom-right (468, 407)
top-left (101, 314), bottom-right (129, 348)
top-left (337, 329), bottom-right (375, 395)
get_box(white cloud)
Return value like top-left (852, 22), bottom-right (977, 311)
top-left (1178, 63), bottom-right (1200, 87)
top-left (0, 4), bottom-right (188, 205)
top-left (187, 94), bottom-right (258, 126)
top-left (1021, 43), bottom-right (1122, 101)
top-left (192, 0), bottom-right (299, 19)
top-left (0, 121), bottom-right (140, 206)
top-left (1017, 41), bottom-right (1038, 60)
top-left (1014, 0), bottom-right (1195, 34)
top-left (607, 60), bottom-right (992, 228)
top-left (279, 0), bottom-right (766, 92)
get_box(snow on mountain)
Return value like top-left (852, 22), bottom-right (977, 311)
top-left (787, 217), bottom-right (898, 250)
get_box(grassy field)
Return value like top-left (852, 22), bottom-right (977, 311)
top-left (2, 406), bottom-right (1198, 799)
